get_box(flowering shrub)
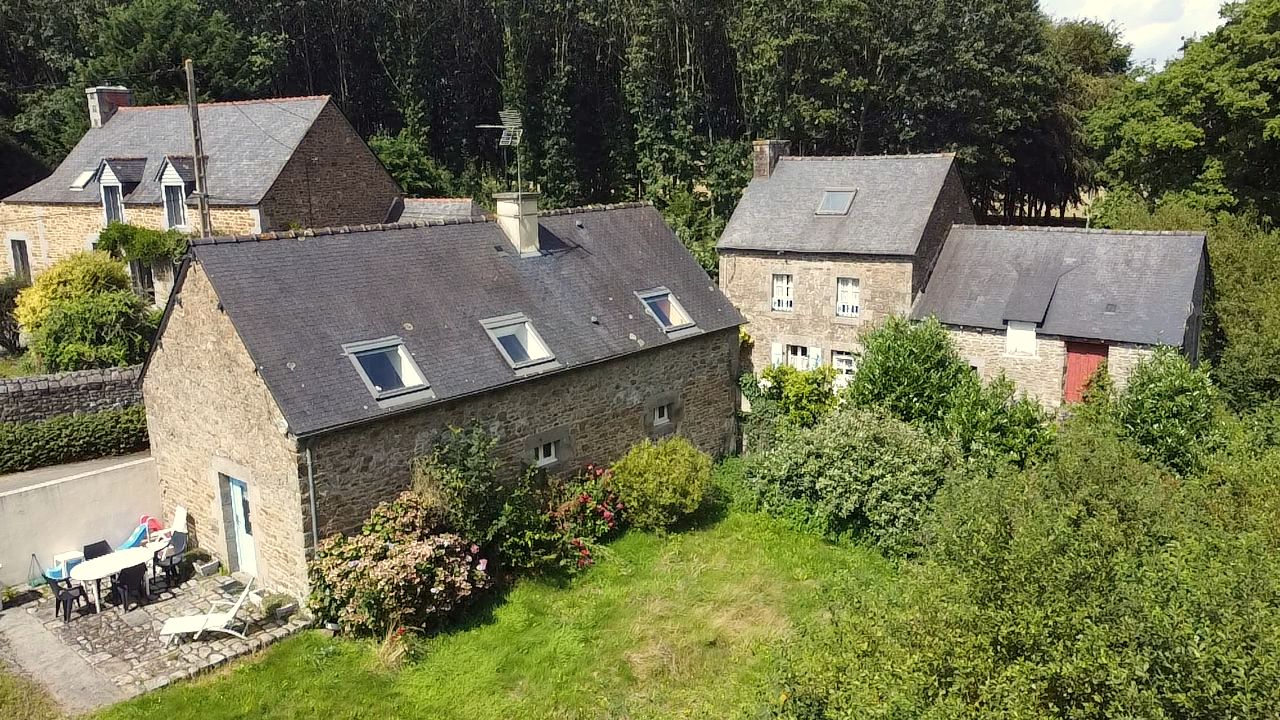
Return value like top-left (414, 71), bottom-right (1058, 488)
top-left (308, 491), bottom-right (489, 636)
top-left (552, 464), bottom-right (625, 542)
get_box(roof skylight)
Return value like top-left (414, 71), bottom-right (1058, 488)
top-left (343, 337), bottom-right (433, 403)
top-left (482, 313), bottom-right (559, 374)
top-left (637, 288), bottom-right (695, 333)
top-left (69, 169), bottom-right (97, 191)
top-left (816, 189), bottom-right (857, 215)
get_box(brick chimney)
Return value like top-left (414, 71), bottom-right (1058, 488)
top-left (752, 139), bottom-right (790, 179)
top-left (85, 86), bottom-right (133, 128)
top-left (493, 191), bottom-right (541, 255)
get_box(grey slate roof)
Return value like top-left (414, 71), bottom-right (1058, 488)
top-left (912, 225), bottom-right (1207, 346)
top-left (717, 154), bottom-right (957, 255)
top-left (4, 96), bottom-right (330, 206)
top-left (394, 198), bottom-right (483, 223)
top-left (182, 204), bottom-right (742, 437)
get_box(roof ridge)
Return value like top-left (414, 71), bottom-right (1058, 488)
top-left (116, 95), bottom-right (331, 112)
top-left (189, 215), bottom-right (495, 246)
top-left (780, 152), bottom-right (955, 161)
top-left (955, 224), bottom-right (1206, 237)
top-left (404, 197), bottom-right (475, 203)
top-left (540, 201), bottom-right (652, 217)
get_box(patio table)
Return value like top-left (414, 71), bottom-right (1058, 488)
top-left (70, 543), bottom-right (163, 613)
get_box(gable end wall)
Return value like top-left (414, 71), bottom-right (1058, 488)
top-left (912, 166), bottom-right (975, 296)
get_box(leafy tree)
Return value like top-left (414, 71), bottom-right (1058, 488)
top-left (14, 251), bottom-right (132, 332)
top-left (1116, 348), bottom-right (1223, 476)
top-left (844, 316), bottom-right (972, 426)
top-left (31, 289), bottom-right (157, 371)
top-left (369, 127), bottom-right (458, 198)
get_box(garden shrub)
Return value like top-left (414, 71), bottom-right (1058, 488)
top-left (771, 419), bottom-right (1280, 719)
top-left (610, 436), bottom-right (711, 530)
top-left (843, 316), bottom-right (971, 425)
top-left (551, 464), bottom-right (624, 544)
top-left (95, 222), bottom-right (188, 263)
top-left (14, 251), bottom-right (131, 331)
top-left (747, 405), bottom-right (954, 554)
top-left (0, 405), bottom-right (148, 474)
top-left (0, 274), bottom-right (27, 354)
top-left (412, 422), bottom-right (504, 545)
top-left (942, 374), bottom-right (1054, 469)
top-left (30, 290), bottom-right (157, 371)
top-left (758, 364), bottom-right (838, 428)
top-left (308, 490), bottom-right (489, 636)
top-left (1115, 347), bottom-right (1222, 475)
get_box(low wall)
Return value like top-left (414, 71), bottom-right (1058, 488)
top-left (0, 365), bottom-right (142, 423)
top-left (0, 456), bottom-right (160, 588)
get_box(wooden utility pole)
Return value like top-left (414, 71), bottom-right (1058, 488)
top-left (185, 59), bottom-right (212, 238)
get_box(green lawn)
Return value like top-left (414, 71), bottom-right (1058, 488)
top-left (96, 511), bottom-right (892, 719)
top-left (0, 664), bottom-right (61, 720)
top-left (0, 351), bottom-right (39, 378)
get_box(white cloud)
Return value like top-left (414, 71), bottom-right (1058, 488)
top-left (1040, 0), bottom-right (1228, 67)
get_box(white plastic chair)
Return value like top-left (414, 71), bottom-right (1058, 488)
top-left (159, 575), bottom-right (255, 644)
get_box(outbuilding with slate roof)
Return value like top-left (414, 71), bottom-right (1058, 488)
top-left (1, 87), bottom-right (402, 305)
top-left (141, 194), bottom-right (742, 595)
top-left (913, 225), bottom-right (1208, 409)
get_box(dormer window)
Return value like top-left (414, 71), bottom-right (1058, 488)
top-left (637, 288), bottom-right (695, 333)
top-left (102, 183), bottom-right (124, 224)
top-left (816, 189), bottom-right (856, 215)
top-left (482, 314), bottom-right (559, 374)
top-left (343, 337), bottom-right (433, 402)
top-left (163, 184), bottom-right (188, 229)
top-left (158, 156), bottom-right (194, 229)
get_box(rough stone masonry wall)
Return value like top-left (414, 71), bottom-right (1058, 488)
top-left (306, 327), bottom-right (741, 545)
top-left (912, 166), bottom-right (977, 295)
top-left (0, 202), bottom-right (259, 277)
top-left (948, 327), bottom-right (1157, 410)
top-left (0, 365), bottom-right (142, 423)
top-left (143, 261), bottom-right (309, 597)
top-left (719, 250), bottom-right (912, 373)
top-left (255, 101), bottom-right (402, 230)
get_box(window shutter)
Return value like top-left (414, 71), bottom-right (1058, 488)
top-left (770, 342), bottom-right (784, 367)
top-left (809, 346), bottom-right (822, 370)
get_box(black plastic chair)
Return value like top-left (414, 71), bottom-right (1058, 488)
top-left (153, 531), bottom-right (188, 587)
top-left (43, 573), bottom-right (86, 622)
top-left (113, 563), bottom-right (148, 612)
top-left (82, 540), bottom-right (113, 606)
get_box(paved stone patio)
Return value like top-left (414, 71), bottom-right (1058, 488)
top-left (20, 572), bottom-right (309, 700)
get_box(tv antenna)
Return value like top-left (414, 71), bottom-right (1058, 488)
top-left (478, 109), bottom-right (524, 193)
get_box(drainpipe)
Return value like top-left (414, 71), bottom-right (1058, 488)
top-left (304, 445), bottom-right (320, 554)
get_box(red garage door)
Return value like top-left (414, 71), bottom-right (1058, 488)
top-left (1064, 342), bottom-right (1108, 403)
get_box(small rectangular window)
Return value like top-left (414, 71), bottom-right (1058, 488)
top-left (816, 189), bottom-right (856, 215)
top-left (533, 439), bottom-right (560, 468)
top-left (9, 238), bottom-right (30, 282)
top-left (344, 337), bottom-right (432, 401)
top-left (654, 403), bottom-right (672, 426)
top-left (772, 273), bottom-right (794, 312)
top-left (638, 288), bottom-right (694, 332)
top-left (102, 184), bottom-right (124, 224)
top-left (129, 260), bottom-right (155, 304)
top-left (1005, 321), bottom-right (1037, 357)
top-left (785, 344), bottom-right (809, 370)
top-left (483, 314), bottom-right (557, 371)
top-left (163, 184), bottom-right (188, 229)
top-left (835, 277), bottom-right (860, 317)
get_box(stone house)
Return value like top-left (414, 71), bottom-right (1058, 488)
top-left (0, 87), bottom-right (402, 304)
top-left (141, 195), bottom-right (743, 595)
top-left (912, 225), bottom-right (1208, 409)
top-left (716, 141), bottom-right (974, 379)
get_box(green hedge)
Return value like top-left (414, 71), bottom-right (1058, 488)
top-left (0, 405), bottom-right (148, 474)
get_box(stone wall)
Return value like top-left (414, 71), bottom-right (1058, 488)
top-left (143, 261), bottom-right (309, 597)
top-left (719, 250), bottom-right (912, 372)
top-left (307, 327), bottom-right (741, 545)
top-left (912, 166), bottom-right (977, 294)
top-left (0, 365), bottom-right (142, 423)
top-left (256, 102), bottom-right (402, 230)
top-left (0, 202), bottom-right (258, 278)
top-left (948, 327), bottom-right (1157, 410)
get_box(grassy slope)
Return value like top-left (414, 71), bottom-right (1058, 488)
top-left (98, 512), bottom-right (892, 720)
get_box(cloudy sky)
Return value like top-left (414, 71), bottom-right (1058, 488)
top-left (1040, 0), bottom-right (1228, 67)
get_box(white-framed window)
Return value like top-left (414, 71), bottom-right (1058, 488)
top-left (832, 350), bottom-right (857, 375)
top-left (482, 314), bottom-right (557, 371)
top-left (785, 344), bottom-right (809, 370)
top-left (533, 439), bottom-right (560, 468)
top-left (638, 288), bottom-right (694, 332)
top-left (816, 188), bottom-right (857, 215)
top-left (1005, 321), bottom-right (1038, 357)
top-left (835, 277), bottom-right (860, 317)
top-left (163, 184), bottom-right (188, 229)
top-left (101, 183), bottom-right (125, 225)
top-left (654, 403), bottom-right (673, 426)
top-left (343, 337), bottom-right (432, 401)
top-left (9, 237), bottom-right (30, 281)
top-left (771, 273), bottom-right (794, 312)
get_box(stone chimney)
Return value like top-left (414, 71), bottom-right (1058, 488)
top-left (85, 86), bottom-right (133, 128)
top-left (493, 192), bottom-right (541, 256)
top-left (752, 139), bottom-right (790, 179)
